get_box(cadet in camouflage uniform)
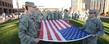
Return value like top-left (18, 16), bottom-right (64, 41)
top-left (46, 11), bottom-right (52, 20)
top-left (58, 11), bottom-right (62, 19)
top-left (63, 9), bottom-right (69, 22)
top-left (42, 10), bottom-right (48, 20)
top-left (19, 2), bottom-right (40, 44)
top-left (54, 11), bottom-right (59, 20)
top-left (81, 9), bottom-right (104, 44)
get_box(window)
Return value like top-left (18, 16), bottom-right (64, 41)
top-left (2, 2), bottom-right (4, 6)
top-left (0, 1), bottom-right (1, 6)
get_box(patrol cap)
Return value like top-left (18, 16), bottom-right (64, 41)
top-left (25, 2), bottom-right (36, 8)
top-left (89, 9), bottom-right (97, 15)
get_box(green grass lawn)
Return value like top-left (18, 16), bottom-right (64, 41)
top-left (0, 19), bottom-right (20, 44)
top-left (0, 18), bottom-right (109, 44)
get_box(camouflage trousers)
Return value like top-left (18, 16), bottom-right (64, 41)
top-left (82, 36), bottom-right (97, 44)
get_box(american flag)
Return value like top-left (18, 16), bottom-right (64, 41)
top-left (39, 19), bottom-right (91, 42)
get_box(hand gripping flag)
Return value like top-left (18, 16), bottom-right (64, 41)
top-left (39, 19), bottom-right (91, 42)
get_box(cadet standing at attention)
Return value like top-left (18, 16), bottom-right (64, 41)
top-left (63, 9), bottom-right (69, 22)
top-left (47, 11), bottom-right (52, 20)
top-left (42, 10), bottom-right (48, 20)
top-left (19, 2), bottom-right (40, 44)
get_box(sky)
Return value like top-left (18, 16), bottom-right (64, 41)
top-left (13, 0), bottom-right (71, 8)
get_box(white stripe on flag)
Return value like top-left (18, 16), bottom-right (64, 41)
top-left (42, 21), bottom-right (48, 40)
top-left (45, 20), bottom-right (57, 41)
top-left (49, 20), bottom-right (66, 41)
top-left (59, 19), bottom-right (71, 27)
top-left (52, 20), bottom-right (61, 30)
top-left (56, 20), bottom-right (67, 29)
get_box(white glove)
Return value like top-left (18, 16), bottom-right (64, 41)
top-left (34, 38), bottom-right (40, 44)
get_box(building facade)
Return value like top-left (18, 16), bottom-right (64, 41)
top-left (84, 0), bottom-right (109, 15)
top-left (71, 0), bottom-right (85, 13)
top-left (104, 0), bottom-right (109, 14)
top-left (0, 0), bottom-right (16, 15)
top-left (70, 0), bottom-right (109, 16)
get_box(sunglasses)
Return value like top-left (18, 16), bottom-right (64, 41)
top-left (89, 12), bottom-right (96, 14)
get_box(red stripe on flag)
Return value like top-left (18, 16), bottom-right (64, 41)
top-left (52, 20), bottom-right (59, 30)
top-left (57, 20), bottom-right (68, 29)
top-left (59, 20), bottom-right (70, 28)
top-left (48, 20), bottom-right (61, 41)
top-left (55, 20), bottom-right (64, 29)
top-left (63, 20), bottom-right (72, 25)
top-left (45, 20), bottom-right (52, 40)
top-left (40, 21), bottom-right (43, 39)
